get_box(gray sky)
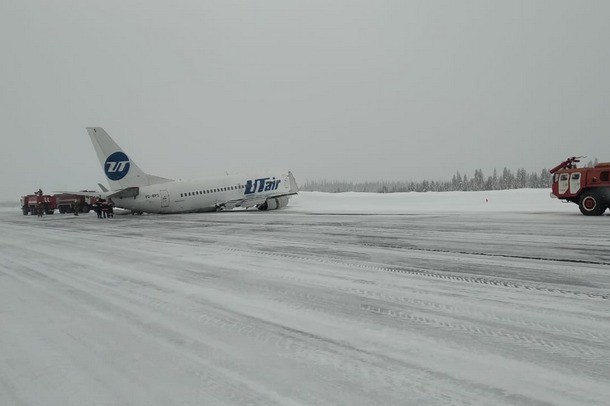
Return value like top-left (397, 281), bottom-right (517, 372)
top-left (1, 0), bottom-right (609, 200)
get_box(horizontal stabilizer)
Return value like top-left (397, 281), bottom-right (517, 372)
top-left (53, 190), bottom-right (103, 198)
top-left (107, 187), bottom-right (139, 199)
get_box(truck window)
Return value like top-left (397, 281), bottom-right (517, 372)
top-left (569, 172), bottom-right (581, 194)
top-left (602, 171), bottom-right (609, 182)
top-left (558, 173), bottom-right (570, 194)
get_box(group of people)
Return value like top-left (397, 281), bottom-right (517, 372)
top-left (94, 199), bottom-right (114, 219)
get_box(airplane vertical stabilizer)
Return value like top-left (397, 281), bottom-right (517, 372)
top-left (87, 127), bottom-right (172, 191)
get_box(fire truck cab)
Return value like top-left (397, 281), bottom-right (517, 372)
top-left (550, 157), bottom-right (610, 216)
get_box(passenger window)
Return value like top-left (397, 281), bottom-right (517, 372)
top-left (572, 173), bottom-right (580, 179)
top-left (602, 171), bottom-right (609, 182)
top-left (560, 174), bottom-right (569, 181)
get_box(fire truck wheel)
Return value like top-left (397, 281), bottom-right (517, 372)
top-left (579, 190), bottom-right (606, 216)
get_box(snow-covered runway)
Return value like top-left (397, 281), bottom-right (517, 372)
top-left (1, 190), bottom-right (609, 405)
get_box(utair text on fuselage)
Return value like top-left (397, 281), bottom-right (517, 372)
top-left (245, 177), bottom-right (281, 195)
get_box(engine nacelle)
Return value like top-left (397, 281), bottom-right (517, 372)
top-left (258, 196), bottom-right (289, 211)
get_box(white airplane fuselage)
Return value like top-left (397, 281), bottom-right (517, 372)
top-left (113, 173), bottom-right (293, 214)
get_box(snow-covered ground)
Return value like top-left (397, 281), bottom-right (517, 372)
top-left (1, 189), bottom-right (608, 405)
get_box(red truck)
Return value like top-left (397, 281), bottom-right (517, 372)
top-left (20, 193), bottom-right (99, 215)
top-left (55, 194), bottom-right (98, 214)
top-left (20, 194), bottom-right (56, 215)
top-left (550, 157), bottom-right (610, 215)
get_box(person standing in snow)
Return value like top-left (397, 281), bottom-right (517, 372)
top-left (107, 199), bottom-right (114, 218)
top-left (94, 201), bottom-right (102, 219)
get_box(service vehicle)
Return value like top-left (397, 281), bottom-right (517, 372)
top-left (20, 193), bottom-right (99, 215)
top-left (550, 156), bottom-right (610, 215)
top-left (20, 194), bottom-right (55, 215)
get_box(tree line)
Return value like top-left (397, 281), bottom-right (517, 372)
top-left (300, 167), bottom-right (552, 193)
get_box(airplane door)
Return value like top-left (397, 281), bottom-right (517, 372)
top-left (160, 190), bottom-right (170, 208)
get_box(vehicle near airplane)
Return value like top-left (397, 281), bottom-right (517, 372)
top-left (76, 127), bottom-right (298, 214)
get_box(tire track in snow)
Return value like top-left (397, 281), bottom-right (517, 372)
top-left (359, 304), bottom-right (605, 360)
top-left (259, 267), bottom-right (610, 345)
top-left (221, 247), bottom-right (610, 300)
top-left (360, 242), bottom-right (610, 267)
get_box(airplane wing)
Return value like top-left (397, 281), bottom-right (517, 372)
top-left (53, 187), bottom-right (139, 200)
top-left (219, 191), bottom-right (297, 211)
top-left (220, 195), bottom-right (267, 210)
top-left (53, 190), bottom-right (105, 198)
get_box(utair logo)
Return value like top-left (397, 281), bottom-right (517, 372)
top-left (104, 151), bottom-right (130, 181)
top-left (244, 177), bottom-right (281, 195)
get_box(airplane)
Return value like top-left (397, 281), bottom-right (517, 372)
top-left (78, 127), bottom-right (298, 214)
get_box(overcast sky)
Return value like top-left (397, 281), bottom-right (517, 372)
top-left (1, 0), bottom-right (609, 200)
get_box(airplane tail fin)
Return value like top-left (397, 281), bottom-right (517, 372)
top-left (87, 127), bottom-right (172, 191)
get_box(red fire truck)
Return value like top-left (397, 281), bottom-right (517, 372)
top-left (20, 193), bottom-right (99, 215)
top-left (55, 194), bottom-right (97, 214)
top-left (550, 157), bottom-right (610, 216)
top-left (20, 194), bottom-right (56, 215)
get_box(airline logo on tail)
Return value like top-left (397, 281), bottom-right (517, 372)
top-left (104, 151), bottom-right (131, 180)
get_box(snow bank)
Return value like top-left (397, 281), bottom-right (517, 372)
top-left (288, 188), bottom-right (575, 214)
